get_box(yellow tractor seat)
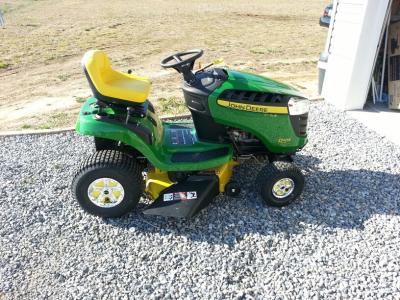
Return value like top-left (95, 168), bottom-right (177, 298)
top-left (81, 50), bottom-right (151, 105)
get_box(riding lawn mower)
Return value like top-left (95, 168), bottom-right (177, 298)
top-left (72, 49), bottom-right (309, 218)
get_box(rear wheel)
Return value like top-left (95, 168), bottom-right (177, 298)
top-left (256, 161), bottom-right (304, 207)
top-left (72, 150), bottom-right (143, 217)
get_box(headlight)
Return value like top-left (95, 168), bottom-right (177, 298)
top-left (288, 97), bottom-right (309, 116)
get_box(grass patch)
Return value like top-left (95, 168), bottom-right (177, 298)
top-left (21, 124), bottom-right (32, 129)
top-left (35, 111), bottom-right (74, 129)
top-left (0, 61), bottom-right (10, 69)
top-left (57, 74), bottom-right (71, 81)
top-left (0, 3), bottom-right (12, 14)
top-left (38, 124), bottom-right (51, 129)
top-left (75, 96), bottom-right (87, 103)
top-left (0, 1), bottom-right (37, 14)
top-left (250, 48), bottom-right (266, 55)
top-left (46, 54), bottom-right (57, 62)
top-left (250, 47), bottom-right (284, 55)
top-left (155, 97), bottom-right (189, 116)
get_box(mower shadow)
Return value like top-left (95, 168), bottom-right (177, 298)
top-left (105, 154), bottom-right (400, 246)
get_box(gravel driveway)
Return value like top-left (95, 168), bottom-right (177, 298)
top-left (1, 101), bottom-right (400, 299)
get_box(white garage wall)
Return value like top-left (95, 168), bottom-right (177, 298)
top-left (322, 0), bottom-right (391, 110)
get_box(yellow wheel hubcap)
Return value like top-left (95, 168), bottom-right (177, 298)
top-left (272, 178), bottom-right (295, 199)
top-left (87, 178), bottom-right (125, 208)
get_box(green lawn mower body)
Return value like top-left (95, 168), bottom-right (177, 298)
top-left (77, 69), bottom-right (307, 170)
top-left (72, 49), bottom-right (309, 219)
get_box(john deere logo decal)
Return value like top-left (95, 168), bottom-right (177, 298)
top-left (217, 99), bottom-right (288, 114)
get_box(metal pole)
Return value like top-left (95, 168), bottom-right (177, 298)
top-left (0, 10), bottom-right (4, 27)
top-left (379, 6), bottom-right (391, 103)
top-left (372, 78), bottom-right (378, 104)
top-left (372, 78), bottom-right (376, 104)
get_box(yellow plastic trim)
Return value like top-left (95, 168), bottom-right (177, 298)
top-left (82, 50), bottom-right (151, 103)
top-left (212, 160), bottom-right (238, 193)
top-left (213, 58), bottom-right (225, 65)
top-left (145, 161), bottom-right (238, 200)
top-left (217, 99), bottom-right (288, 114)
top-left (145, 168), bottom-right (174, 200)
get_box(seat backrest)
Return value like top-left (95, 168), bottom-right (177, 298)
top-left (81, 50), bottom-right (112, 94)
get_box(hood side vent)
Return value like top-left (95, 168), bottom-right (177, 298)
top-left (219, 90), bottom-right (290, 106)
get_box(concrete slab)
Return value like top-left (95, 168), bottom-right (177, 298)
top-left (347, 103), bottom-right (400, 146)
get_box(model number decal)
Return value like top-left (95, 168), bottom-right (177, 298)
top-left (163, 191), bottom-right (197, 202)
top-left (277, 137), bottom-right (292, 144)
top-left (217, 99), bottom-right (288, 114)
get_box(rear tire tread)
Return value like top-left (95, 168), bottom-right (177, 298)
top-left (78, 149), bottom-right (141, 178)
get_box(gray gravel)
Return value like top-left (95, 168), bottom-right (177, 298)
top-left (1, 101), bottom-right (400, 299)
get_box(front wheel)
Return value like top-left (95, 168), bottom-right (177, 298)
top-left (256, 161), bottom-right (305, 207)
top-left (72, 150), bottom-right (143, 217)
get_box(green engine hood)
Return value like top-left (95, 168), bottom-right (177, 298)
top-left (227, 70), bottom-right (304, 98)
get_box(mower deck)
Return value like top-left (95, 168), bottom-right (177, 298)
top-left (143, 174), bottom-right (220, 218)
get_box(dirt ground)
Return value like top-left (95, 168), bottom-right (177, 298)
top-left (0, 0), bottom-right (328, 131)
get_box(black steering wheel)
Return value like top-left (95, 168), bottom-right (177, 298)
top-left (160, 49), bottom-right (203, 82)
top-left (160, 49), bottom-right (203, 68)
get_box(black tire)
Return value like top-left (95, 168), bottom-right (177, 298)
top-left (256, 161), bottom-right (304, 207)
top-left (72, 150), bottom-right (143, 217)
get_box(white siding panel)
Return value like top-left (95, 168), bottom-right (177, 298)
top-left (322, 0), bottom-right (390, 110)
top-left (329, 25), bottom-right (360, 57)
top-left (328, 2), bottom-right (364, 56)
